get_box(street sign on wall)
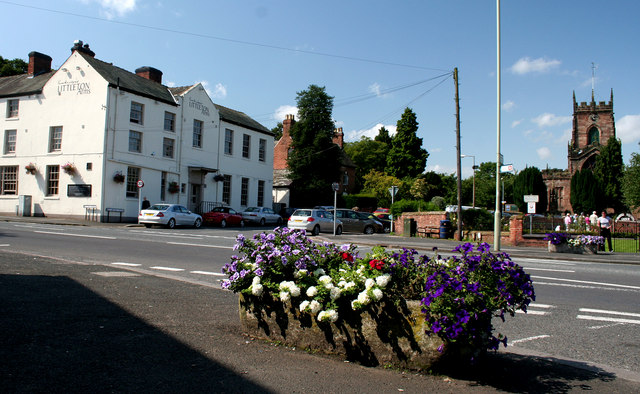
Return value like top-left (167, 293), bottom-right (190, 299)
top-left (524, 194), bottom-right (539, 203)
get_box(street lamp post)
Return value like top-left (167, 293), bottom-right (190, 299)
top-left (461, 154), bottom-right (476, 209)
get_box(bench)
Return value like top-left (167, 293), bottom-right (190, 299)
top-left (105, 207), bottom-right (125, 223)
top-left (417, 226), bottom-right (440, 238)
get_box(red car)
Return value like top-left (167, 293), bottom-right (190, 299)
top-left (202, 207), bottom-right (245, 227)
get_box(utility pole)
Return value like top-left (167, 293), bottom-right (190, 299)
top-left (454, 67), bottom-right (462, 241)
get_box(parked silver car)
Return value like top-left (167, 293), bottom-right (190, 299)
top-left (333, 209), bottom-right (382, 234)
top-left (287, 209), bottom-right (342, 236)
top-left (242, 207), bottom-right (283, 226)
top-left (138, 204), bottom-right (202, 229)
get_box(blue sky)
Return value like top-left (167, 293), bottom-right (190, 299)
top-left (2, 0), bottom-right (639, 178)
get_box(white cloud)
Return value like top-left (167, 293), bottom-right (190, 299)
top-left (557, 127), bottom-right (572, 144)
top-left (426, 164), bottom-right (455, 175)
top-left (368, 82), bottom-right (390, 98)
top-left (80, 0), bottom-right (137, 19)
top-left (536, 147), bottom-right (552, 160)
top-left (531, 113), bottom-right (571, 128)
top-left (502, 100), bottom-right (515, 111)
top-left (210, 83), bottom-right (227, 99)
top-left (344, 123), bottom-right (396, 142)
top-left (616, 114), bottom-right (640, 144)
top-left (510, 57), bottom-right (561, 75)
top-left (273, 105), bottom-right (298, 123)
top-left (511, 119), bottom-right (522, 128)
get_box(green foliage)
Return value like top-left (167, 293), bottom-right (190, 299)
top-left (594, 136), bottom-right (625, 212)
top-left (430, 196), bottom-right (446, 210)
top-left (570, 169), bottom-right (602, 214)
top-left (390, 199), bottom-right (437, 217)
top-left (287, 85), bottom-right (342, 206)
top-left (374, 126), bottom-right (392, 145)
top-left (343, 193), bottom-right (377, 211)
top-left (461, 209), bottom-right (494, 230)
top-left (422, 171), bottom-right (457, 204)
top-left (271, 122), bottom-right (283, 141)
top-left (622, 146), bottom-right (640, 210)
top-left (343, 137), bottom-right (389, 192)
top-left (362, 170), bottom-right (404, 207)
top-left (0, 56), bottom-right (28, 77)
top-left (385, 108), bottom-right (429, 178)
top-left (512, 166), bottom-right (547, 213)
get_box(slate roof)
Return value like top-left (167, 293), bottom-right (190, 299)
top-left (214, 103), bottom-right (272, 136)
top-left (0, 70), bottom-right (55, 98)
top-left (80, 53), bottom-right (177, 106)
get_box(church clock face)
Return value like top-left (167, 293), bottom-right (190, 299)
top-left (590, 113), bottom-right (599, 122)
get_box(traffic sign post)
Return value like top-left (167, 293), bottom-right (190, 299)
top-left (137, 179), bottom-right (144, 214)
top-left (389, 186), bottom-right (398, 233)
top-left (332, 183), bottom-right (339, 235)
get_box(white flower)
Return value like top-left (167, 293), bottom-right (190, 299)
top-left (251, 283), bottom-right (263, 296)
top-left (289, 284), bottom-right (301, 297)
top-left (375, 274), bottom-right (390, 288)
top-left (318, 309), bottom-right (339, 323)
top-left (357, 291), bottom-right (370, 305)
top-left (299, 300), bottom-right (310, 312)
top-left (330, 287), bottom-right (342, 300)
top-left (309, 300), bottom-right (321, 314)
top-left (313, 268), bottom-right (325, 276)
top-left (294, 269), bottom-right (308, 278)
top-left (279, 291), bottom-right (290, 302)
top-left (319, 275), bottom-right (332, 284)
top-left (371, 288), bottom-right (383, 301)
top-left (252, 276), bottom-right (261, 285)
top-left (306, 286), bottom-right (318, 297)
top-left (365, 278), bottom-right (375, 289)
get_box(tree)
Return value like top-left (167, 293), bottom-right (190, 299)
top-left (271, 122), bottom-right (283, 141)
top-left (622, 145), bottom-right (640, 210)
top-left (343, 137), bottom-right (388, 192)
top-left (512, 166), bottom-right (547, 214)
top-left (362, 170), bottom-right (403, 208)
top-left (374, 126), bottom-right (392, 145)
top-left (287, 85), bottom-right (342, 206)
top-left (0, 56), bottom-right (28, 77)
top-left (570, 169), bottom-right (601, 214)
top-left (385, 108), bottom-right (428, 178)
top-left (594, 136), bottom-right (625, 212)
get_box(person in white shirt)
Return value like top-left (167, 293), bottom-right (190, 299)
top-left (589, 211), bottom-right (598, 231)
top-left (597, 211), bottom-right (613, 252)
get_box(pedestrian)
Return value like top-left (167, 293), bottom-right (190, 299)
top-left (597, 211), bottom-right (613, 252)
top-left (589, 211), bottom-right (598, 231)
top-left (564, 212), bottom-right (572, 232)
top-left (141, 196), bottom-right (151, 210)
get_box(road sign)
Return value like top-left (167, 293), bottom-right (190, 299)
top-left (137, 180), bottom-right (144, 188)
top-left (527, 202), bottom-right (536, 214)
top-left (388, 186), bottom-right (398, 197)
top-left (524, 194), bottom-right (539, 203)
top-left (500, 164), bottom-right (514, 173)
top-left (331, 182), bottom-right (339, 192)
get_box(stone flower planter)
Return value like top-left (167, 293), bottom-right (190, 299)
top-left (239, 294), bottom-right (453, 370)
top-left (548, 242), bottom-right (597, 254)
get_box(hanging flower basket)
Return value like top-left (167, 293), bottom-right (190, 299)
top-left (25, 163), bottom-right (37, 175)
top-left (168, 181), bottom-right (179, 194)
top-left (62, 162), bottom-right (76, 175)
top-left (113, 172), bottom-right (125, 183)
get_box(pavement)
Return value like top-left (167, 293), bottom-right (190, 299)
top-left (1, 214), bottom-right (640, 392)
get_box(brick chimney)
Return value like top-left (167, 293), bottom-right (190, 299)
top-left (333, 127), bottom-right (344, 148)
top-left (274, 114), bottom-right (295, 170)
top-left (282, 114), bottom-right (295, 139)
top-left (70, 40), bottom-right (95, 57)
top-left (135, 66), bottom-right (163, 84)
top-left (27, 51), bottom-right (52, 76)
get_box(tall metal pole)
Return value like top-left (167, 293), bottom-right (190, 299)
top-left (454, 68), bottom-right (462, 241)
top-left (494, 0), bottom-right (502, 251)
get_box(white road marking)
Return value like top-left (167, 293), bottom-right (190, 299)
top-left (191, 270), bottom-right (225, 276)
top-left (34, 230), bottom-right (116, 240)
top-left (531, 275), bottom-right (640, 290)
top-left (589, 323), bottom-right (626, 330)
top-left (522, 267), bottom-right (575, 273)
top-left (167, 241), bottom-right (233, 249)
top-left (150, 266), bottom-right (184, 272)
top-left (516, 310), bottom-right (548, 315)
top-left (530, 303), bottom-right (554, 308)
top-left (510, 335), bottom-right (551, 345)
top-left (0, 244), bottom-right (10, 247)
top-left (533, 282), bottom-right (639, 292)
top-left (128, 231), bottom-right (204, 239)
top-left (577, 315), bottom-right (640, 325)
top-left (579, 308), bottom-right (640, 318)
top-left (514, 257), bottom-right (577, 266)
top-left (112, 262), bottom-right (142, 267)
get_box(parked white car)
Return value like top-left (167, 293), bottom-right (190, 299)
top-left (242, 207), bottom-right (283, 226)
top-left (138, 204), bottom-right (202, 229)
top-left (287, 208), bottom-right (342, 236)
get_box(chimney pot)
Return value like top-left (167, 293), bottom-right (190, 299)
top-left (135, 66), bottom-right (163, 84)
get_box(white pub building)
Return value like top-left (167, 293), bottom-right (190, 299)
top-left (0, 41), bottom-right (274, 222)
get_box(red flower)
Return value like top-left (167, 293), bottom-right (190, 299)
top-left (341, 252), bottom-right (354, 262)
top-left (369, 259), bottom-right (384, 270)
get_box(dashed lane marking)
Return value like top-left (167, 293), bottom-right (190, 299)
top-left (577, 308), bottom-right (640, 325)
top-left (510, 335), bottom-right (551, 345)
top-left (191, 271), bottom-right (225, 276)
top-left (522, 267), bottom-right (575, 273)
top-left (150, 266), bottom-right (185, 272)
top-left (167, 241), bottom-right (233, 249)
top-left (531, 275), bottom-right (640, 290)
top-left (579, 308), bottom-right (640, 318)
top-left (112, 262), bottom-right (142, 267)
top-left (34, 230), bottom-right (116, 240)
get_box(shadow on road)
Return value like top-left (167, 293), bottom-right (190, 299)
top-left (0, 273), bottom-right (268, 393)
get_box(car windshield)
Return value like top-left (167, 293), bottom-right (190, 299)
top-left (148, 204), bottom-right (170, 211)
top-left (245, 207), bottom-right (260, 212)
top-left (292, 210), bottom-right (311, 217)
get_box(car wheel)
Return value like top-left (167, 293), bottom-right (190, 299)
top-left (166, 218), bottom-right (176, 229)
top-left (336, 226), bottom-right (343, 235)
top-left (220, 219), bottom-right (227, 228)
top-left (260, 218), bottom-right (266, 226)
top-left (364, 225), bottom-right (374, 235)
top-left (312, 225), bottom-right (320, 236)
top-left (144, 224), bottom-right (152, 228)
top-left (194, 218), bottom-right (202, 229)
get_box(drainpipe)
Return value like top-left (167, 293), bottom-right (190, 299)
top-left (177, 95), bottom-right (184, 205)
top-left (110, 78), bottom-right (119, 160)
top-left (100, 84), bottom-right (111, 222)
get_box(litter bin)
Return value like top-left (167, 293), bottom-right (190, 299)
top-left (439, 219), bottom-right (451, 239)
top-left (403, 218), bottom-right (417, 237)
